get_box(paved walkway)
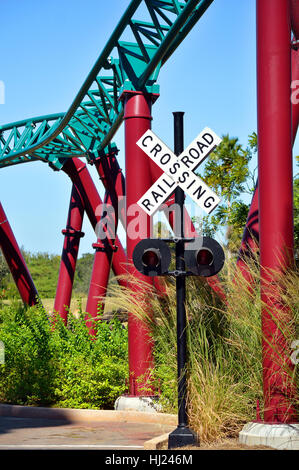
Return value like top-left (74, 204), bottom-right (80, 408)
top-left (0, 413), bottom-right (175, 450)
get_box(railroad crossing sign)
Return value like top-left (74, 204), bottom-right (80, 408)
top-left (137, 127), bottom-right (222, 216)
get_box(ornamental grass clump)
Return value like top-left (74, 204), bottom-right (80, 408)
top-left (105, 254), bottom-right (298, 443)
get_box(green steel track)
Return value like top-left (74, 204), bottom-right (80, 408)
top-left (0, 0), bottom-right (214, 171)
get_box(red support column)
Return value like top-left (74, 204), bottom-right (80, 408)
top-left (237, 46), bottom-right (299, 283)
top-left (85, 151), bottom-right (123, 333)
top-left (62, 158), bottom-right (129, 283)
top-left (291, 47), bottom-right (299, 139)
top-left (236, 184), bottom-right (259, 287)
top-left (95, 148), bottom-right (126, 227)
top-left (0, 202), bottom-right (39, 306)
top-left (85, 185), bottom-right (118, 337)
top-left (85, 242), bottom-right (116, 337)
top-left (257, 0), bottom-right (297, 422)
top-left (122, 90), bottom-right (158, 396)
top-left (95, 149), bottom-right (167, 296)
top-left (53, 184), bottom-right (85, 324)
top-left (62, 158), bottom-right (129, 334)
top-left (291, 0), bottom-right (299, 39)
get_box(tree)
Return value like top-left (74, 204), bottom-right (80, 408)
top-left (73, 253), bottom-right (94, 295)
top-left (153, 221), bottom-right (172, 238)
top-left (0, 252), bottom-right (10, 285)
top-left (23, 251), bottom-right (60, 298)
top-left (198, 133), bottom-right (257, 254)
top-left (0, 251), bottom-right (20, 299)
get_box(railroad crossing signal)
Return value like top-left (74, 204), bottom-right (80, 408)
top-left (133, 113), bottom-right (225, 450)
top-left (132, 236), bottom-right (225, 278)
top-left (134, 124), bottom-right (225, 279)
top-left (137, 127), bottom-right (222, 216)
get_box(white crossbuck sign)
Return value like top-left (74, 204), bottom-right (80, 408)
top-left (136, 127), bottom-right (222, 216)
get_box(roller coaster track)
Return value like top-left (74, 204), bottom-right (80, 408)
top-left (0, 0), bottom-right (214, 170)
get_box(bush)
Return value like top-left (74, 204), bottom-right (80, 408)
top-left (0, 303), bottom-right (128, 409)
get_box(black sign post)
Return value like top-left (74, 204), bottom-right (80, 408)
top-left (167, 112), bottom-right (198, 449)
top-left (132, 112), bottom-right (225, 449)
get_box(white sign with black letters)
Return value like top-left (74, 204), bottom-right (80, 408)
top-left (136, 127), bottom-right (222, 216)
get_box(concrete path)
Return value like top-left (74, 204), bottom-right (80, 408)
top-left (0, 405), bottom-right (176, 450)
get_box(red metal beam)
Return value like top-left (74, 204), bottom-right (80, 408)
top-left (257, 0), bottom-right (297, 422)
top-left (0, 202), bottom-right (39, 306)
top-left (62, 158), bottom-right (129, 279)
top-left (85, 242), bottom-right (116, 337)
top-left (291, 0), bottom-right (299, 39)
top-left (95, 148), bottom-right (126, 227)
top-left (62, 158), bottom-right (129, 335)
top-left (94, 148), bottom-right (167, 296)
top-left (122, 90), bottom-right (158, 396)
top-left (53, 184), bottom-right (85, 324)
top-left (237, 46), bottom-right (299, 283)
top-left (85, 186), bottom-right (119, 337)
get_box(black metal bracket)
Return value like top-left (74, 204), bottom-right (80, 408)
top-left (160, 237), bottom-right (196, 244)
top-left (166, 269), bottom-right (193, 277)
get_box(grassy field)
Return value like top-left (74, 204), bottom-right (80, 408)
top-left (1, 296), bottom-right (121, 317)
top-left (42, 297), bottom-right (123, 317)
top-left (41, 297), bottom-right (87, 316)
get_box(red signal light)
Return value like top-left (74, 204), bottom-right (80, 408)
top-left (142, 249), bottom-right (160, 267)
top-left (196, 248), bottom-right (214, 266)
top-left (133, 239), bottom-right (171, 276)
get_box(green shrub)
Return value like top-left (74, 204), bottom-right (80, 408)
top-left (0, 303), bottom-right (128, 409)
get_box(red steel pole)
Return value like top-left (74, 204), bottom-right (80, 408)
top-left (62, 158), bottom-right (129, 334)
top-left (95, 148), bottom-right (126, 227)
top-left (85, 241), bottom-right (116, 336)
top-left (122, 90), bottom-right (159, 396)
top-left (236, 184), bottom-right (259, 287)
top-left (0, 202), bottom-right (39, 306)
top-left (257, 0), bottom-right (297, 422)
top-left (291, 47), bottom-right (299, 140)
top-left (291, 0), bottom-right (299, 39)
top-left (237, 46), bottom-right (299, 283)
top-left (62, 158), bottom-right (129, 282)
top-left (94, 148), bottom-right (167, 296)
top-left (53, 183), bottom-right (85, 324)
top-left (85, 186), bottom-right (118, 337)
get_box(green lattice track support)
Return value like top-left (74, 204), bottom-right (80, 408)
top-left (0, 0), bottom-right (214, 170)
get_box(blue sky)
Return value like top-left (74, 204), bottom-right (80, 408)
top-left (0, 0), bottom-right (296, 255)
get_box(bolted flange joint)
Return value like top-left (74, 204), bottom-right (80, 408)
top-left (92, 241), bottom-right (118, 253)
top-left (62, 228), bottom-right (85, 238)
